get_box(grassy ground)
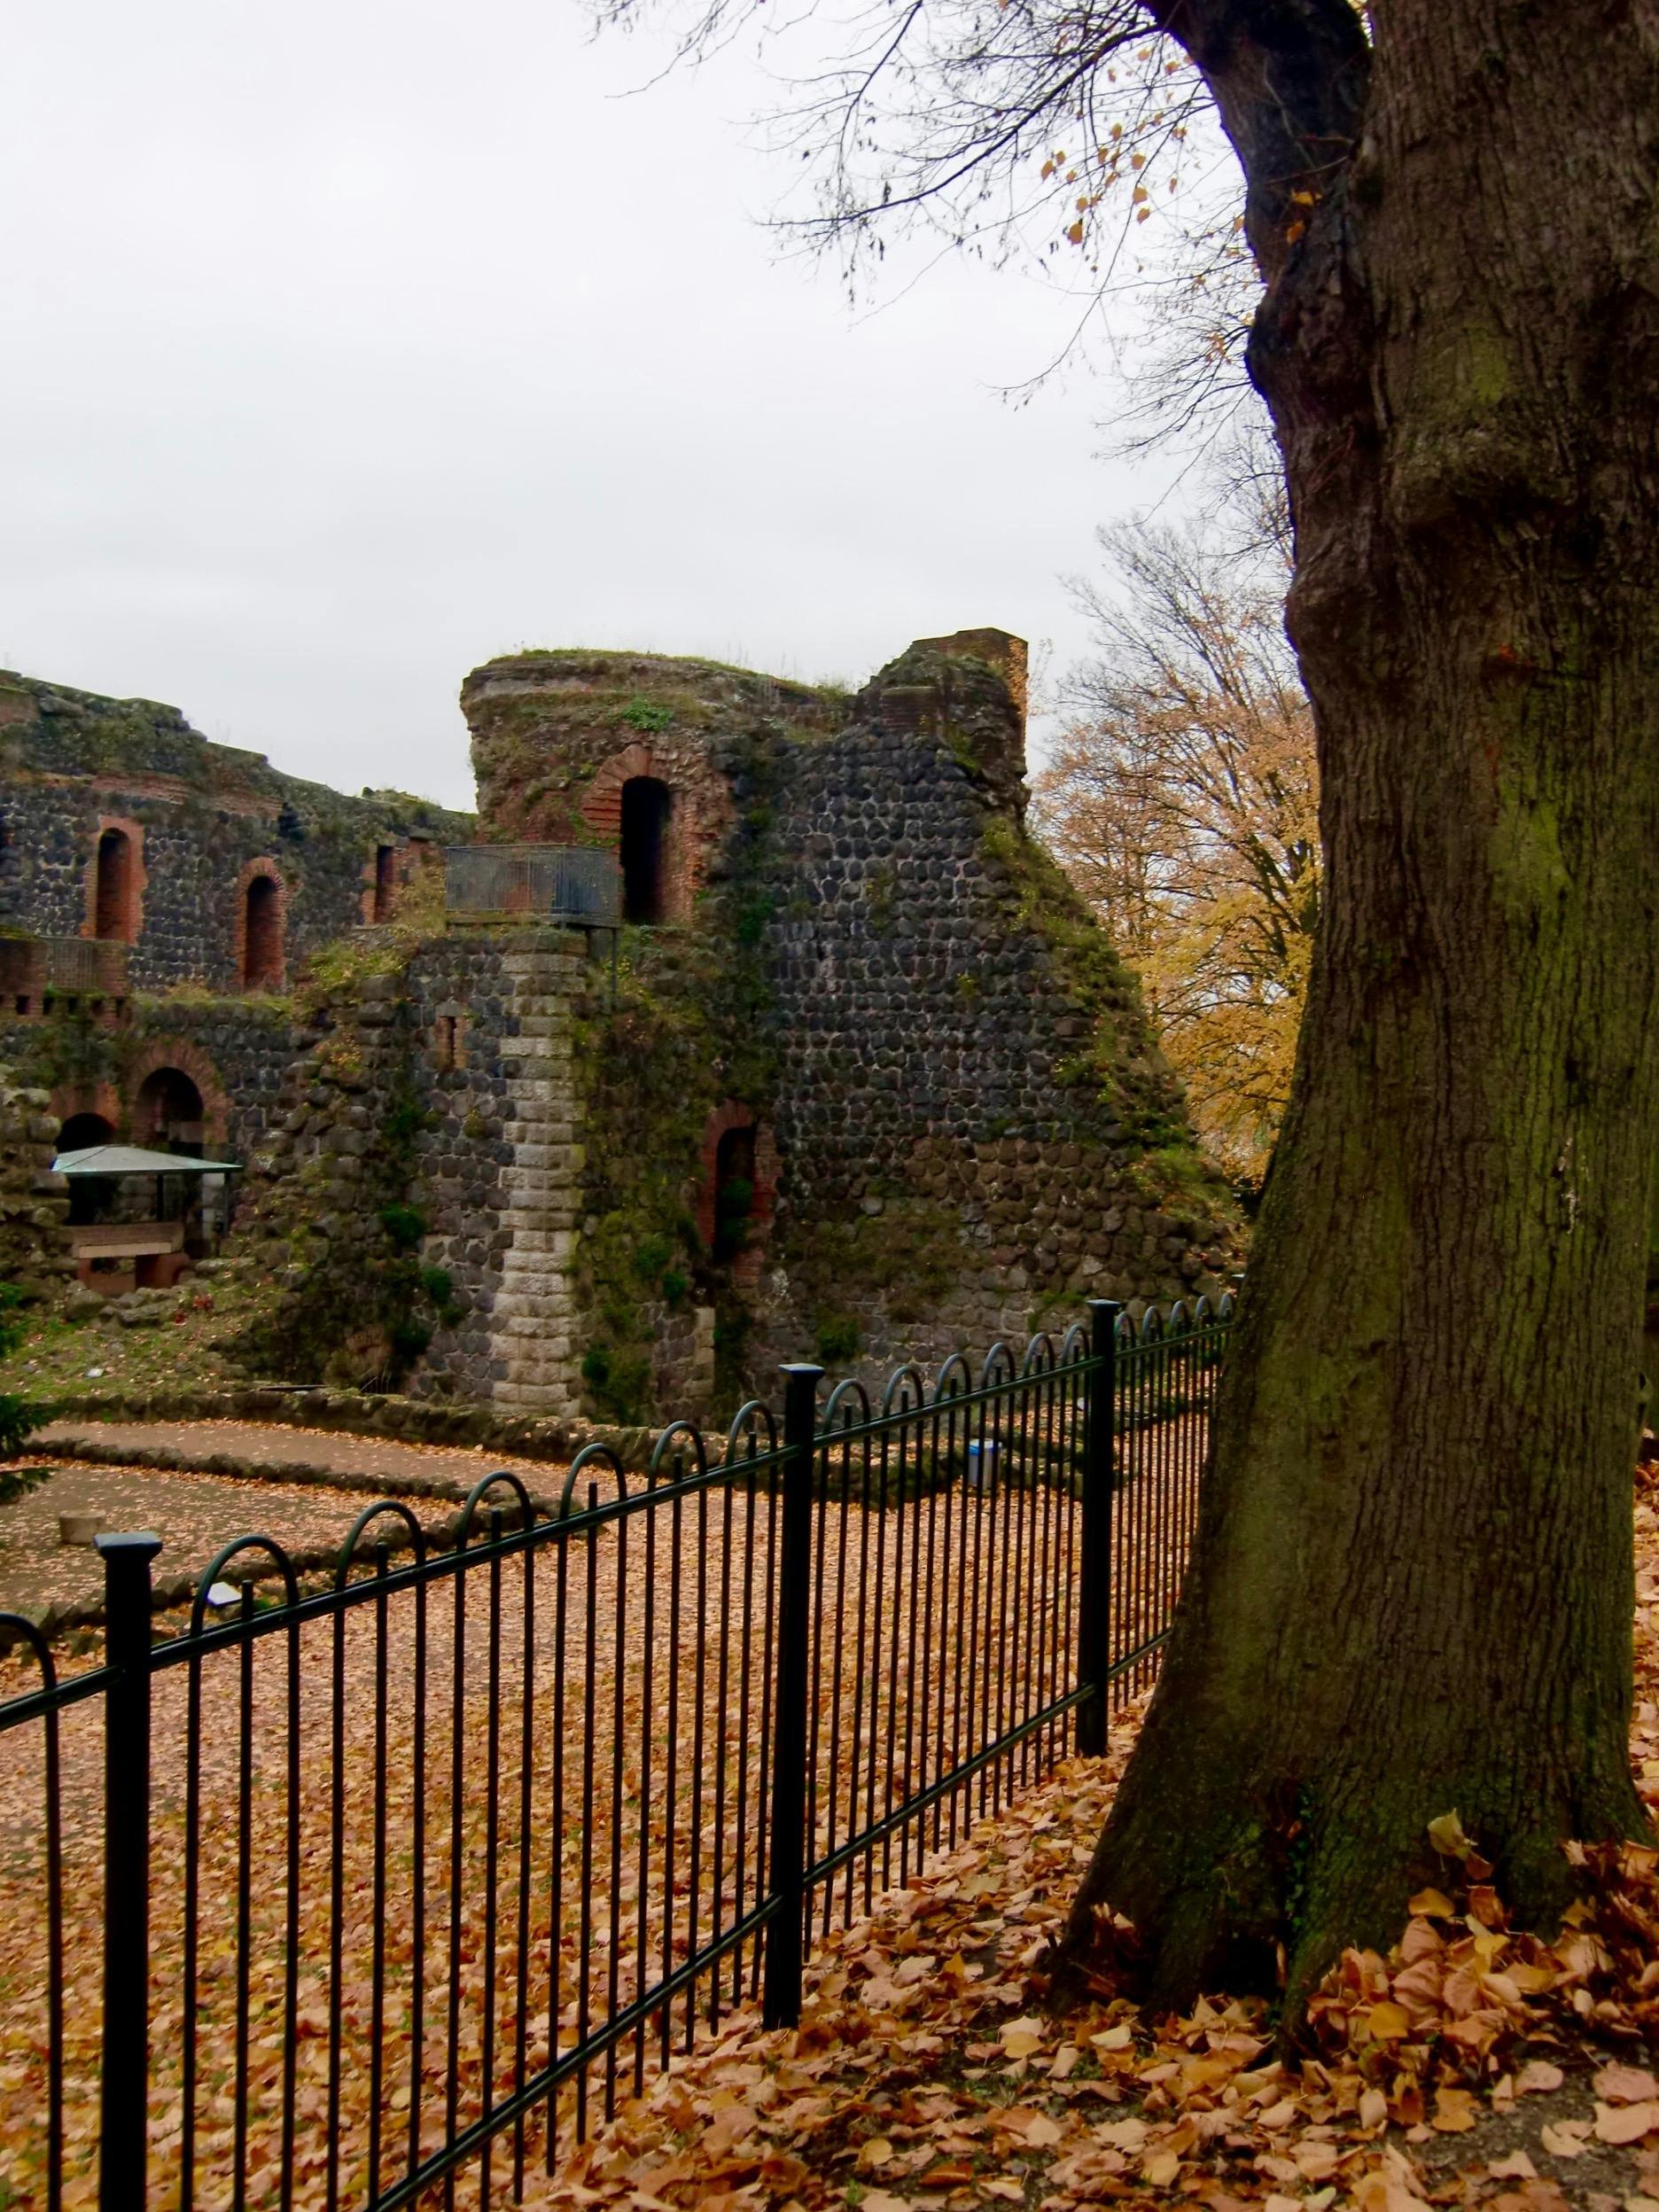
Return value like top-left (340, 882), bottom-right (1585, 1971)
top-left (8, 1273), bottom-right (265, 1408)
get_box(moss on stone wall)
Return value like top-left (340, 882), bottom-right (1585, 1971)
top-left (222, 897), bottom-right (455, 1390)
top-left (979, 814), bottom-right (1189, 1149)
top-left (775, 1198), bottom-right (973, 1366)
top-left (570, 728), bottom-right (785, 1420)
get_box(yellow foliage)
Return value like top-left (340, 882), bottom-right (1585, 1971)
top-left (1032, 510), bottom-right (1318, 1186)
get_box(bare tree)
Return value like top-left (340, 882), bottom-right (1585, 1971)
top-left (596, 0), bottom-right (1659, 2013)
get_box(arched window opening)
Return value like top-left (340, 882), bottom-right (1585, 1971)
top-left (373, 844), bottom-right (397, 923)
top-left (713, 1125), bottom-right (757, 1263)
top-left (94, 830), bottom-right (133, 942)
top-left (620, 777), bottom-right (673, 924)
top-left (135, 1069), bottom-right (205, 1158)
top-left (58, 1111), bottom-right (116, 1225)
top-left (59, 1110), bottom-right (113, 1152)
top-left (243, 874), bottom-right (283, 989)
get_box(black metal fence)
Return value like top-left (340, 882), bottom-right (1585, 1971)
top-left (0, 1291), bottom-right (1231, 2212)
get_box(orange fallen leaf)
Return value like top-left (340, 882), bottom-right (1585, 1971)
top-left (1516, 2061), bottom-right (1565, 2095)
top-left (1597, 2066), bottom-right (1659, 2105)
top-left (1407, 1889), bottom-right (1456, 1920)
top-left (1539, 2122), bottom-right (1591, 2159)
top-left (1432, 2088), bottom-right (1477, 2133)
top-left (1595, 2102), bottom-right (1659, 2146)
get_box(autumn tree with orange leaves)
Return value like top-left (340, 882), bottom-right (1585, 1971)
top-left (1033, 509), bottom-right (1318, 1187)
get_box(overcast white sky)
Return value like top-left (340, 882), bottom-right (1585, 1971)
top-left (0, 0), bottom-right (1191, 812)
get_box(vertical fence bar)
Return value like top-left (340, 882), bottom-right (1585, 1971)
top-left (763, 1362), bottom-right (822, 2029)
top-left (1075, 1303), bottom-right (1119, 1756)
top-left (97, 1530), bottom-right (162, 2212)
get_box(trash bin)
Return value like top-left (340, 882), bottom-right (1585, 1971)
top-left (966, 1441), bottom-right (999, 1492)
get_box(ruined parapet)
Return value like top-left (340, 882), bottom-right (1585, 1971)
top-left (854, 629), bottom-right (1029, 819)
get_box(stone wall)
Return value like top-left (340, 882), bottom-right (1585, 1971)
top-left (0, 670), bottom-right (471, 993)
top-left (459, 634), bottom-right (1239, 1418)
top-left (208, 924), bottom-right (592, 1417)
top-left (0, 1078), bottom-right (68, 1291)
top-left (404, 931), bottom-right (587, 1417)
top-left (742, 642), bottom-right (1232, 1375)
top-left (0, 993), bottom-right (297, 1172)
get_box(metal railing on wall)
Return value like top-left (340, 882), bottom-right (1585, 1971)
top-left (0, 1291), bottom-right (1232, 2211)
top-left (443, 845), bottom-right (623, 929)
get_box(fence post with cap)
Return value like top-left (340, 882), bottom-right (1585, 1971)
top-left (763, 1361), bottom-right (822, 2029)
top-left (97, 1530), bottom-right (161, 2212)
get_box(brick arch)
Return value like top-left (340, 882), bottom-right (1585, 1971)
top-left (82, 814), bottom-right (146, 946)
top-left (50, 1081), bottom-right (122, 1140)
top-left (697, 1101), bottom-right (780, 1289)
top-left (234, 856), bottom-right (287, 989)
top-left (584, 744), bottom-right (702, 925)
top-left (583, 741), bottom-right (659, 840)
top-left (122, 1039), bottom-right (231, 1150)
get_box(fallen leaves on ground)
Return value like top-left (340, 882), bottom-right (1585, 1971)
top-left (518, 1484), bottom-right (1659, 2212)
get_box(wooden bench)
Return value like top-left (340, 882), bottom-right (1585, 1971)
top-left (71, 1221), bottom-right (188, 1294)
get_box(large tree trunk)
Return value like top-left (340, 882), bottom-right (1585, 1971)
top-left (1063, 0), bottom-right (1659, 2012)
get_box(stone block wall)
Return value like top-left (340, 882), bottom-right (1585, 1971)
top-left (405, 931), bottom-right (587, 1417)
top-left (736, 643), bottom-right (1235, 1374)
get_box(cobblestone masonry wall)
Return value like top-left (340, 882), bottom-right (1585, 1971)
top-left (0, 1079), bottom-right (68, 1290)
top-left (463, 635), bottom-right (1238, 1414)
top-left (742, 656), bottom-right (1235, 1376)
top-left (0, 671), bottom-right (470, 992)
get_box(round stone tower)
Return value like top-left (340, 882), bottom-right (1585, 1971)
top-left (459, 649), bottom-right (837, 925)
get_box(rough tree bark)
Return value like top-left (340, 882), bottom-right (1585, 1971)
top-left (1062, 0), bottom-right (1659, 2014)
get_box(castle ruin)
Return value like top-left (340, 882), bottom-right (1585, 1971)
top-left (0, 631), bottom-right (1236, 1427)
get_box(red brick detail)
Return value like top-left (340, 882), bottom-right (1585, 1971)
top-left (583, 742), bottom-right (655, 838)
top-left (82, 816), bottom-right (146, 946)
top-left (234, 858), bottom-right (287, 990)
top-left (51, 1081), bottom-right (122, 1136)
top-left (432, 1008), bottom-right (468, 1071)
top-left (583, 744), bottom-right (706, 925)
top-left (122, 1039), bottom-right (231, 1150)
top-left (360, 839), bottom-right (417, 925)
top-left (696, 1102), bottom-right (779, 1289)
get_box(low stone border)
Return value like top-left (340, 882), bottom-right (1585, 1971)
top-left (40, 1383), bottom-right (658, 1470)
top-left (39, 1433), bottom-right (532, 1507)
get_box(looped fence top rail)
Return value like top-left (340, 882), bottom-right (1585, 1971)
top-left (0, 1291), bottom-right (1233, 2212)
